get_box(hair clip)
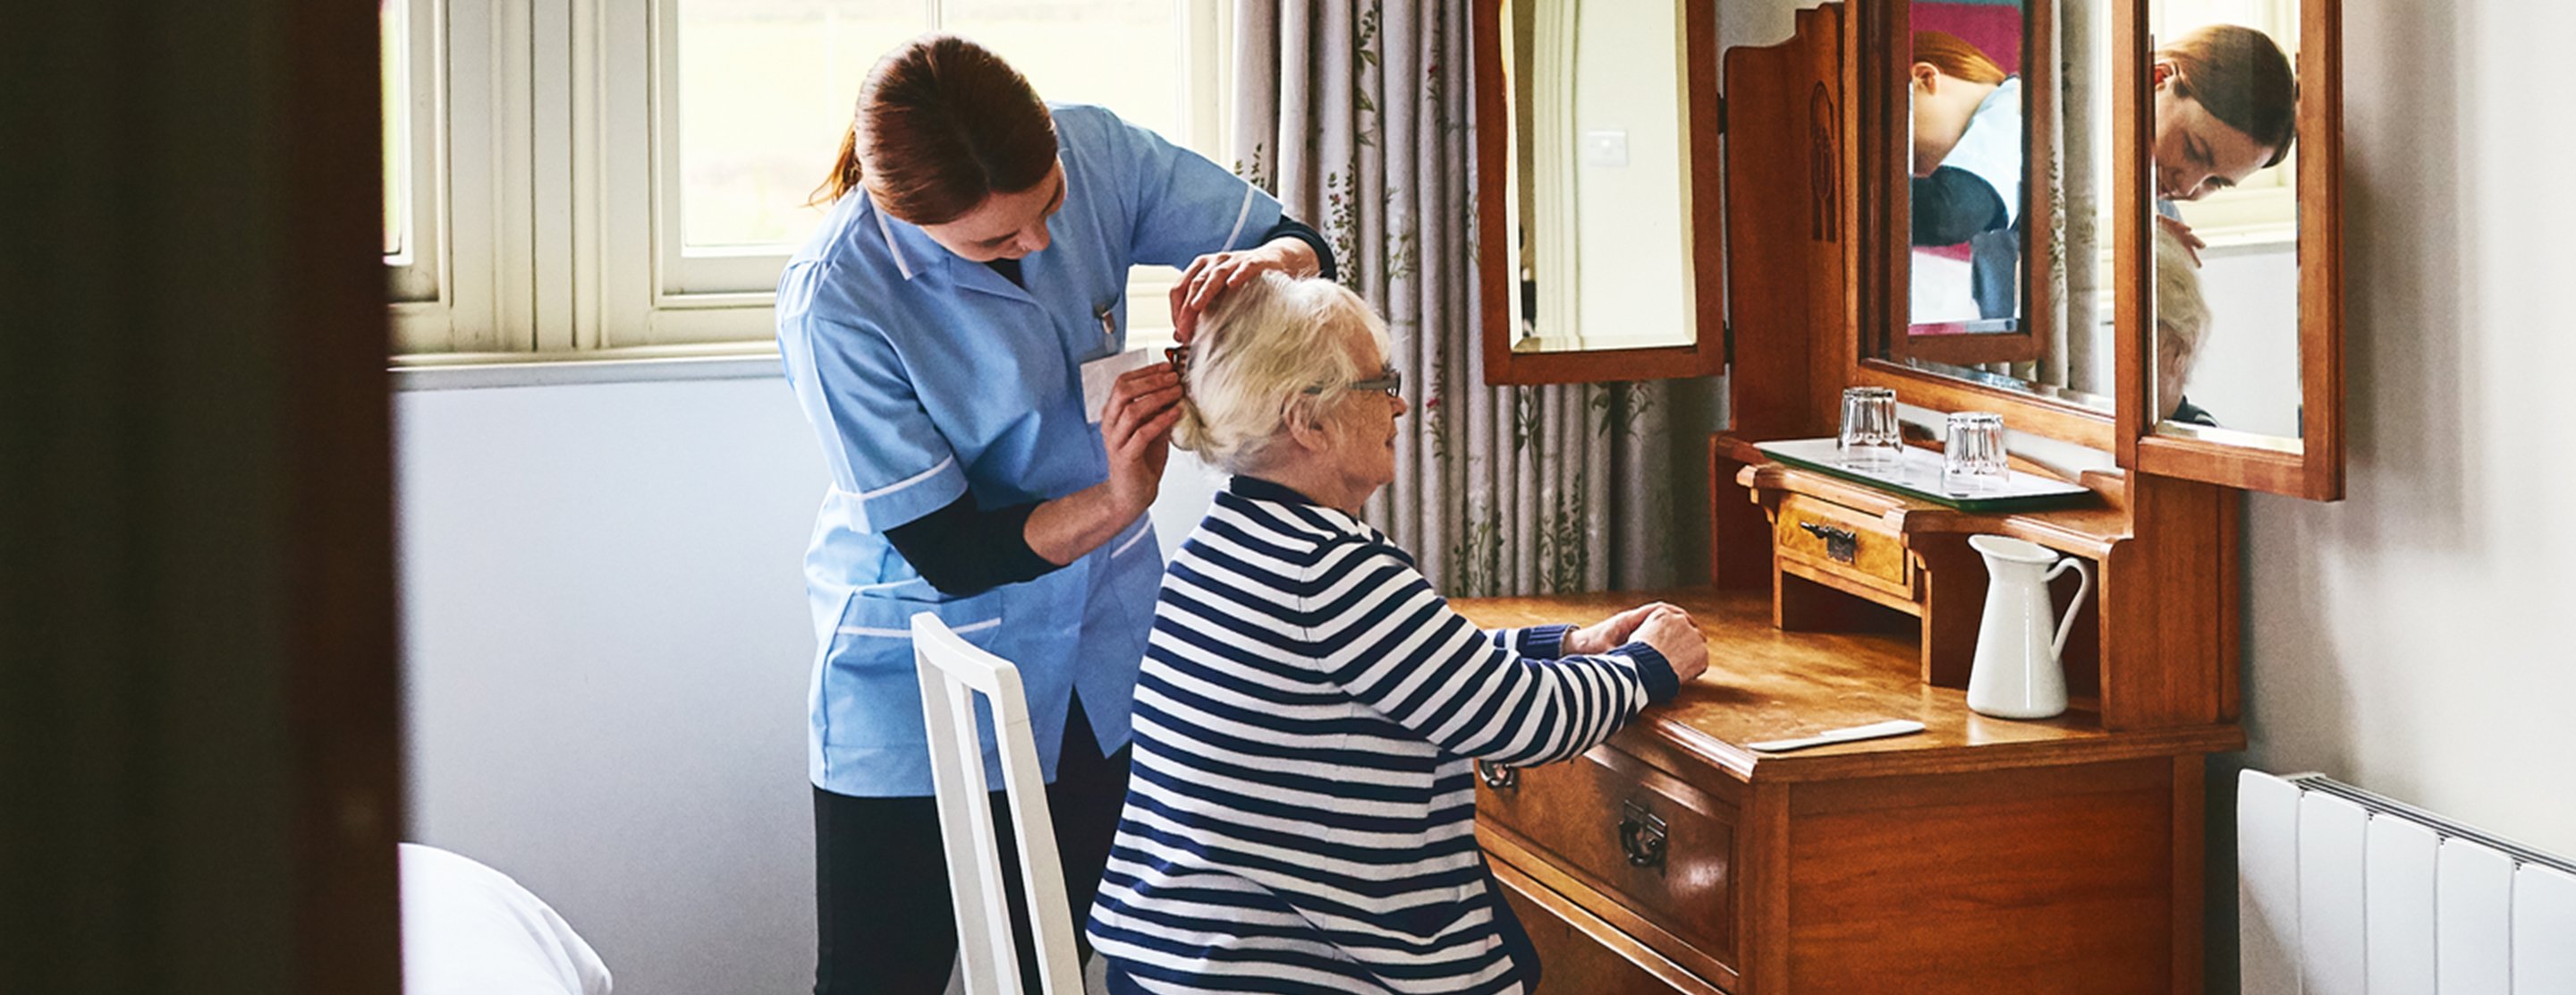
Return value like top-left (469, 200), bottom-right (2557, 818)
top-left (1165, 343), bottom-right (1192, 387)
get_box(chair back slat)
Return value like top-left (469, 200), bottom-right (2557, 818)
top-left (912, 613), bottom-right (1085, 995)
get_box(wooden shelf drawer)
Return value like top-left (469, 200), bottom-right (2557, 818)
top-left (1477, 745), bottom-right (1740, 975)
top-left (1492, 855), bottom-right (1726, 994)
top-left (1770, 493), bottom-right (1911, 598)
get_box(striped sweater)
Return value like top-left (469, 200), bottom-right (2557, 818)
top-left (1087, 477), bottom-right (1678, 994)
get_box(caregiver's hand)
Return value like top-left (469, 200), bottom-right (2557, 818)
top-left (1564, 601), bottom-right (1684, 657)
top-left (2157, 214), bottom-right (2207, 266)
top-left (1170, 237), bottom-right (1322, 344)
top-left (1100, 362), bottom-right (1184, 515)
top-left (1633, 608), bottom-right (1710, 685)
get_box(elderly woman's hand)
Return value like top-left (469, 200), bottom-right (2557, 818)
top-left (1564, 602), bottom-right (1681, 657)
top-left (1631, 608), bottom-right (1709, 685)
top-left (1170, 238), bottom-right (1322, 344)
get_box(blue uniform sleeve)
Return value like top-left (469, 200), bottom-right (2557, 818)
top-left (1077, 106), bottom-right (1284, 268)
top-left (776, 281), bottom-right (968, 532)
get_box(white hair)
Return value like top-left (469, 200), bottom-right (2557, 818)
top-left (2153, 225), bottom-right (2213, 418)
top-left (2153, 224), bottom-right (2210, 356)
top-left (1173, 273), bottom-right (1389, 474)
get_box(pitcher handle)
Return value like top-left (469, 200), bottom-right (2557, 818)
top-left (2045, 557), bottom-right (2094, 659)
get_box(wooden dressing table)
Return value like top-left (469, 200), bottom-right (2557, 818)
top-left (1466, 0), bottom-right (2344, 985)
top-left (1455, 485), bottom-right (2241, 995)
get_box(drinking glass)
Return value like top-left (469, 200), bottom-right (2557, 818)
top-left (1944, 412), bottom-right (2008, 492)
top-left (1838, 387), bottom-right (1903, 470)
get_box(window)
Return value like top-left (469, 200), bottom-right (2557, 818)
top-left (382, 0), bottom-right (444, 308)
top-left (387, 0), bottom-right (1228, 360)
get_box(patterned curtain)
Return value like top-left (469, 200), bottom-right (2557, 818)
top-left (2057, 0), bottom-right (2103, 395)
top-left (1232, 0), bottom-right (1680, 597)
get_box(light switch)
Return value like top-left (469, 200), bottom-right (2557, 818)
top-left (1581, 130), bottom-right (1630, 167)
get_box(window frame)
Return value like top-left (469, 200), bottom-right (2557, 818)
top-left (580, 0), bottom-right (1233, 355)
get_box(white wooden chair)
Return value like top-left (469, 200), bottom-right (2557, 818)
top-left (912, 612), bottom-right (1085, 995)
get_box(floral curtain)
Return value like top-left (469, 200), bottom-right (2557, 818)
top-left (1232, 0), bottom-right (1679, 597)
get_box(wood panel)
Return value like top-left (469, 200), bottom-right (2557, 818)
top-left (1721, 3), bottom-right (1844, 440)
top-left (1780, 760), bottom-right (2181, 995)
top-left (1490, 857), bottom-right (1725, 995)
top-left (2095, 472), bottom-right (2233, 730)
top-left (1479, 746), bottom-right (1741, 969)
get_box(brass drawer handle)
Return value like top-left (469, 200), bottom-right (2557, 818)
top-left (1798, 521), bottom-right (1860, 564)
top-left (1618, 800), bottom-right (1668, 870)
top-left (1478, 760), bottom-right (1519, 791)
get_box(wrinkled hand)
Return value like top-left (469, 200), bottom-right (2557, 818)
top-left (1100, 362), bottom-right (1183, 515)
top-left (2157, 214), bottom-right (2207, 267)
top-left (1564, 601), bottom-right (1682, 657)
top-left (1632, 608), bottom-right (1710, 685)
top-left (1170, 242), bottom-right (1309, 344)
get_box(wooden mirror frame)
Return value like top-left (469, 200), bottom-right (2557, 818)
top-left (1847, 0), bottom-right (2121, 453)
top-left (2114, 0), bottom-right (2344, 500)
top-left (1473, 0), bottom-right (1729, 386)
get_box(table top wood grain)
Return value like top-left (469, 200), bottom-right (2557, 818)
top-left (1449, 588), bottom-right (2242, 784)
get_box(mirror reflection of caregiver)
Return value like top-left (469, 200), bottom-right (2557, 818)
top-left (772, 34), bottom-right (1335, 995)
top-left (1908, 30), bottom-right (2023, 327)
top-left (2149, 23), bottom-right (2296, 258)
top-left (1086, 274), bottom-right (1711, 991)
top-left (2148, 22), bottom-right (2296, 429)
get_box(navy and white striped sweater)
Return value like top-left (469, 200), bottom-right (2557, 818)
top-left (1087, 477), bottom-right (1677, 994)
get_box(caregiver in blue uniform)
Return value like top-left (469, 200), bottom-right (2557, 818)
top-left (773, 34), bottom-right (1334, 995)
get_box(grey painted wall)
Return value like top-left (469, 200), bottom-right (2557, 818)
top-left (396, 375), bottom-right (1216, 994)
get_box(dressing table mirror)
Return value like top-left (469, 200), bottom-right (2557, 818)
top-left (1472, 0), bottom-right (1727, 384)
top-left (2114, 0), bottom-right (2344, 499)
top-left (1452, 2), bottom-right (2347, 991)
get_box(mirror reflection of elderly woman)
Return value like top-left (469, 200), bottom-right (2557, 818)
top-left (2155, 225), bottom-right (2218, 426)
top-left (1085, 274), bottom-right (1710, 992)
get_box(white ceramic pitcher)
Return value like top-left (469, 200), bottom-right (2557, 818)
top-left (1966, 535), bottom-right (2092, 719)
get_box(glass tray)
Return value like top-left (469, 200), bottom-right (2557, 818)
top-left (1754, 438), bottom-right (2094, 512)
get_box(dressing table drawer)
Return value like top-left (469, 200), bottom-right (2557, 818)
top-left (1477, 746), bottom-right (1739, 974)
top-left (1770, 494), bottom-right (1911, 596)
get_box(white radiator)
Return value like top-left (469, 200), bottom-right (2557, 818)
top-left (2239, 770), bottom-right (2576, 995)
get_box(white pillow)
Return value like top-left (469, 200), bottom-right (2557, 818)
top-left (400, 843), bottom-right (614, 995)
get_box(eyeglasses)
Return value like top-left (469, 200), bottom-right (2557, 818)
top-left (1307, 366), bottom-right (1402, 399)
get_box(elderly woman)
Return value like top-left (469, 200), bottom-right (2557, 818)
top-left (1084, 273), bottom-right (1709, 993)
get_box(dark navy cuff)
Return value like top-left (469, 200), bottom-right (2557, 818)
top-left (1520, 624), bottom-right (1574, 659)
top-left (1260, 217), bottom-right (1337, 283)
top-left (1617, 641), bottom-right (1681, 704)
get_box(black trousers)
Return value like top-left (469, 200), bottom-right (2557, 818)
top-left (813, 696), bottom-right (1133, 995)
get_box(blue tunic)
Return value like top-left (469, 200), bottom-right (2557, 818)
top-left (775, 103), bottom-right (1283, 796)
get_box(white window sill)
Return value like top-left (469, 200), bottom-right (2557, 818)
top-left (392, 324), bottom-right (1182, 392)
top-left (392, 344), bottom-right (783, 391)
